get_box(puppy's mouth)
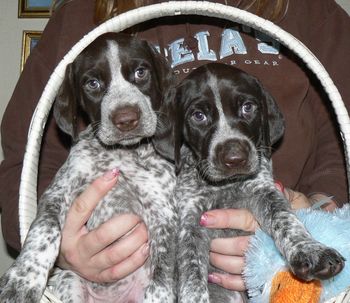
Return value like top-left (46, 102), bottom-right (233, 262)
top-left (97, 131), bottom-right (153, 147)
top-left (111, 135), bottom-right (144, 146)
top-left (96, 109), bottom-right (158, 146)
top-left (201, 139), bottom-right (260, 182)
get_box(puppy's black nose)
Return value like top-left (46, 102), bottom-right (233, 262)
top-left (112, 106), bottom-right (140, 132)
top-left (217, 139), bottom-right (250, 170)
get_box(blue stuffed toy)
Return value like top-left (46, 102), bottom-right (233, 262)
top-left (243, 205), bottom-right (350, 303)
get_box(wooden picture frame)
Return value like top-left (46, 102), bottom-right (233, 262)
top-left (21, 31), bottom-right (42, 71)
top-left (18, 0), bottom-right (53, 18)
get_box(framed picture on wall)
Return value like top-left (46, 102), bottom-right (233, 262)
top-left (18, 0), bottom-right (54, 18)
top-left (21, 31), bottom-right (42, 71)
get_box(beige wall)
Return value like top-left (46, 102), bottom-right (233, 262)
top-left (0, 1), bottom-right (48, 274)
top-left (0, 0), bottom-right (350, 275)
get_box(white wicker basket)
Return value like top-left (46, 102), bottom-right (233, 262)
top-left (17, 2), bottom-right (350, 302)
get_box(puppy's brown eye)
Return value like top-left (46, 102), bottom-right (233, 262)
top-left (242, 101), bottom-right (256, 115)
top-left (86, 79), bottom-right (100, 90)
top-left (192, 111), bottom-right (207, 122)
top-left (135, 67), bottom-right (148, 80)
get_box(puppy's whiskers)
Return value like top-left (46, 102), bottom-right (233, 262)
top-left (90, 121), bottom-right (101, 135)
top-left (256, 145), bottom-right (271, 155)
top-left (91, 122), bottom-right (103, 141)
top-left (155, 111), bottom-right (169, 131)
top-left (197, 159), bottom-right (221, 182)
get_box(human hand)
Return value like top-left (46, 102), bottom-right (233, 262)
top-left (57, 169), bottom-right (150, 283)
top-left (275, 181), bottom-right (337, 211)
top-left (200, 208), bottom-right (258, 291)
top-left (275, 182), bottom-right (311, 210)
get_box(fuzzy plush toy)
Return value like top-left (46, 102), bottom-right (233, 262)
top-left (243, 205), bottom-right (350, 303)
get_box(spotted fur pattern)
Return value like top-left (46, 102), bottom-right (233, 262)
top-left (173, 63), bottom-right (345, 303)
top-left (0, 33), bottom-right (177, 303)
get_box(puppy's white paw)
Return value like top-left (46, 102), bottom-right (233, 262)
top-left (0, 265), bottom-right (44, 303)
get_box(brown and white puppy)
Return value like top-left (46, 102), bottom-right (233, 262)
top-left (0, 33), bottom-right (177, 303)
top-left (170, 63), bottom-right (344, 303)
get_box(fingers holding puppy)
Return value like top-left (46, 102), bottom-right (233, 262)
top-left (208, 236), bottom-right (251, 291)
top-left (58, 170), bottom-right (150, 283)
top-left (200, 208), bottom-right (259, 232)
top-left (200, 208), bottom-right (258, 291)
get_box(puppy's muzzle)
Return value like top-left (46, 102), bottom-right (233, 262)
top-left (216, 139), bottom-right (251, 173)
top-left (111, 105), bottom-right (140, 132)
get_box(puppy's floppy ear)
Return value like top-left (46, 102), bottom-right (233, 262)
top-left (145, 41), bottom-right (177, 161)
top-left (263, 90), bottom-right (285, 145)
top-left (146, 42), bottom-right (174, 95)
top-left (174, 87), bottom-right (186, 175)
top-left (53, 63), bottom-right (79, 140)
top-left (152, 86), bottom-right (177, 161)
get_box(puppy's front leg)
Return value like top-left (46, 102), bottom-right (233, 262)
top-left (176, 171), bottom-right (213, 303)
top-left (143, 196), bottom-right (178, 303)
top-left (254, 192), bottom-right (344, 281)
top-left (0, 194), bottom-right (65, 303)
top-left (0, 161), bottom-right (83, 303)
top-left (177, 199), bottom-right (212, 303)
top-left (246, 161), bottom-right (345, 281)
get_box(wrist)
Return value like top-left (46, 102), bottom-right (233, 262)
top-left (307, 193), bottom-right (338, 211)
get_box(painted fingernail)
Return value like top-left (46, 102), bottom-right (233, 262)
top-left (103, 168), bottom-right (120, 181)
top-left (275, 180), bottom-right (284, 193)
top-left (142, 243), bottom-right (150, 256)
top-left (200, 213), bottom-right (215, 226)
top-left (208, 273), bottom-right (221, 284)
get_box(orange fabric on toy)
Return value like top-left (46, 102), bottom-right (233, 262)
top-left (269, 271), bottom-right (322, 303)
